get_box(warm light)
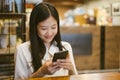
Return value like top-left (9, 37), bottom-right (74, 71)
top-left (74, 0), bottom-right (78, 1)
top-left (83, 14), bottom-right (88, 19)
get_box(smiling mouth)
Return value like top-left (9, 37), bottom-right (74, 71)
top-left (45, 36), bottom-right (53, 39)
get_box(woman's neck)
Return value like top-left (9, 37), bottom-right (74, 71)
top-left (44, 43), bottom-right (51, 49)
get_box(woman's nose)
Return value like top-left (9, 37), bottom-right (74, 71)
top-left (46, 29), bottom-right (52, 35)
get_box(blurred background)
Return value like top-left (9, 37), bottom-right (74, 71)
top-left (0, 0), bottom-right (120, 79)
top-left (25, 0), bottom-right (120, 71)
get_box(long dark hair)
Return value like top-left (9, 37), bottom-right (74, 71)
top-left (29, 2), bottom-right (63, 72)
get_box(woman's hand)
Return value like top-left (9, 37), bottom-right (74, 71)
top-left (57, 56), bottom-right (75, 75)
top-left (40, 60), bottom-right (61, 75)
top-left (31, 60), bottom-right (61, 78)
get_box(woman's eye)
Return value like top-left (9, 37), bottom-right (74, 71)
top-left (52, 26), bottom-right (56, 29)
top-left (41, 28), bottom-right (46, 30)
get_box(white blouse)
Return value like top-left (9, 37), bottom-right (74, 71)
top-left (14, 41), bottom-right (78, 80)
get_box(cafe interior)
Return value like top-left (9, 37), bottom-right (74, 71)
top-left (0, 0), bottom-right (120, 79)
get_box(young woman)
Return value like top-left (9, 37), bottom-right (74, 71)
top-left (14, 2), bottom-right (78, 80)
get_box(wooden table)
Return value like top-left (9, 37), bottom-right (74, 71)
top-left (29, 76), bottom-right (70, 80)
top-left (29, 72), bottom-right (120, 80)
top-left (71, 72), bottom-right (120, 80)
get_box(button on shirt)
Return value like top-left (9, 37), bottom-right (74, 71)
top-left (14, 41), bottom-right (78, 80)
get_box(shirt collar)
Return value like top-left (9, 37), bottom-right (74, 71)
top-left (48, 41), bottom-right (59, 56)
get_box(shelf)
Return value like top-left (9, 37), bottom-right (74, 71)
top-left (0, 13), bottom-right (26, 19)
top-left (0, 46), bottom-right (15, 55)
top-left (0, 0), bottom-right (25, 77)
top-left (0, 33), bottom-right (26, 35)
top-left (0, 75), bottom-right (13, 80)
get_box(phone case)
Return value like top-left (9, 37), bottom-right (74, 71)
top-left (52, 50), bottom-right (68, 62)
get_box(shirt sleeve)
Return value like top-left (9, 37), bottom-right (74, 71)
top-left (62, 42), bottom-right (78, 75)
top-left (14, 46), bottom-right (31, 80)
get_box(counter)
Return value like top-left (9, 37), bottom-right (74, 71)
top-left (29, 72), bottom-right (120, 80)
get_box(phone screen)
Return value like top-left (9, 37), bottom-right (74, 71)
top-left (52, 50), bottom-right (68, 62)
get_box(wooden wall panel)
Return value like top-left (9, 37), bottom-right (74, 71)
top-left (60, 26), bottom-right (100, 71)
top-left (60, 26), bottom-right (120, 71)
top-left (105, 27), bottom-right (120, 69)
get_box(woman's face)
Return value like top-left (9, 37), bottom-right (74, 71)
top-left (37, 16), bottom-right (58, 44)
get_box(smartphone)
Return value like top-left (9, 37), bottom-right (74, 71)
top-left (52, 50), bottom-right (68, 62)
